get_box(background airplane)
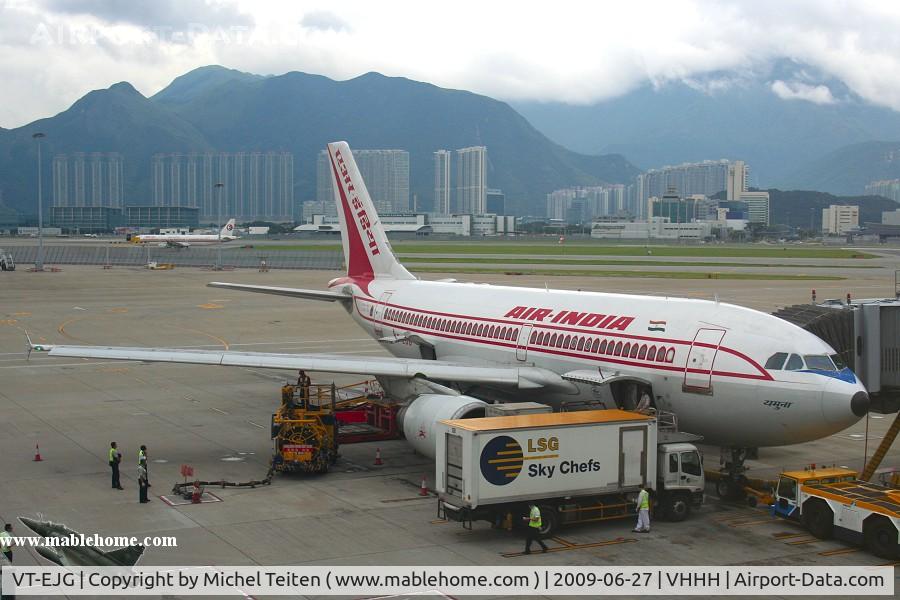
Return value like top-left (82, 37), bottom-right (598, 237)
top-left (129, 218), bottom-right (238, 248)
top-left (31, 142), bottom-right (869, 497)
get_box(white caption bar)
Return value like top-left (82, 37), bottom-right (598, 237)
top-left (1, 566), bottom-right (894, 596)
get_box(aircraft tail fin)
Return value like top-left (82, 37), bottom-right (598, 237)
top-left (219, 218), bottom-right (236, 238)
top-left (327, 142), bottom-right (414, 287)
top-left (105, 544), bottom-right (145, 566)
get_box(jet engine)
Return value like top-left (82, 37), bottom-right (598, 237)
top-left (398, 394), bottom-right (488, 458)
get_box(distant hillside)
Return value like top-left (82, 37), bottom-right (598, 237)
top-left (766, 189), bottom-right (897, 229)
top-left (782, 141), bottom-right (900, 196)
top-left (513, 60), bottom-right (900, 191)
top-left (0, 66), bottom-right (639, 217)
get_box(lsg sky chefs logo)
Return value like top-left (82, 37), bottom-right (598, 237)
top-left (479, 435), bottom-right (561, 485)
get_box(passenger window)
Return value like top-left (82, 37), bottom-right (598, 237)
top-left (681, 452), bottom-right (701, 476)
top-left (785, 354), bottom-right (804, 371)
top-left (777, 477), bottom-right (797, 502)
top-left (669, 453), bottom-right (679, 473)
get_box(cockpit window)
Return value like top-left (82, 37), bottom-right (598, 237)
top-left (785, 354), bottom-right (805, 371)
top-left (804, 355), bottom-right (836, 371)
top-left (831, 354), bottom-right (847, 370)
top-left (765, 352), bottom-right (788, 370)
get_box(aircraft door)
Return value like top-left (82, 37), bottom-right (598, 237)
top-left (516, 324), bottom-right (533, 361)
top-left (683, 328), bottom-right (726, 393)
top-left (374, 292), bottom-right (393, 337)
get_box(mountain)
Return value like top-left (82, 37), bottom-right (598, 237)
top-left (0, 81), bottom-right (211, 208)
top-left (513, 61), bottom-right (900, 192)
top-left (0, 66), bottom-right (639, 217)
top-left (765, 189), bottom-right (896, 229)
top-left (783, 141), bottom-right (900, 196)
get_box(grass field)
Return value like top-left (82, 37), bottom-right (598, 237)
top-left (251, 243), bottom-right (875, 259)
top-left (400, 256), bottom-right (876, 269)
top-left (409, 267), bottom-right (845, 281)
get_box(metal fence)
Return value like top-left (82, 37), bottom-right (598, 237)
top-left (7, 245), bottom-right (344, 271)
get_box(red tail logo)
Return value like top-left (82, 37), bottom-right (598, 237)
top-left (330, 148), bottom-right (376, 291)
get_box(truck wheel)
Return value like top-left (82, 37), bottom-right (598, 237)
top-left (802, 501), bottom-right (833, 540)
top-left (864, 518), bottom-right (899, 559)
top-left (665, 493), bottom-right (690, 522)
top-left (538, 505), bottom-right (559, 538)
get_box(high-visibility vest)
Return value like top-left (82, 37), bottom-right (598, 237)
top-left (109, 448), bottom-right (117, 462)
top-left (138, 450), bottom-right (146, 464)
top-left (638, 489), bottom-right (650, 510)
top-left (529, 506), bottom-right (542, 528)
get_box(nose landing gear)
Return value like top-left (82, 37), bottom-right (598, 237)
top-left (716, 447), bottom-right (753, 500)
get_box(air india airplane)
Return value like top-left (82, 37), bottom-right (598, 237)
top-left (130, 219), bottom-right (238, 247)
top-left (31, 142), bottom-right (869, 496)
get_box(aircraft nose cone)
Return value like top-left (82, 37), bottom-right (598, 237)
top-left (821, 378), bottom-right (868, 427)
top-left (851, 391), bottom-right (870, 417)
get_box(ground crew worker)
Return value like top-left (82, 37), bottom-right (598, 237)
top-left (109, 442), bottom-right (123, 490)
top-left (138, 445), bottom-right (150, 487)
top-left (1, 523), bottom-right (12, 563)
top-left (633, 485), bottom-right (651, 533)
top-left (138, 463), bottom-right (150, 503)
top-left (522, 503), bottom-right (548, 554)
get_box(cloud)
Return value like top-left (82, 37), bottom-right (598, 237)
top-left (770, 80), bottom-right (836, 104)
top-left (5, 0), bottom-right (900, 127)
top-left (300, 11), bottom-right (349, 33)
top-left (40, 0), bottom-right (253, 30)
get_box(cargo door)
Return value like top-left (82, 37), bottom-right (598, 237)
top-left (445, 433), bottom-right (464, 499)
top-left (516, 324), bottom-right (533, 361)
top-left (683, 328), bottom-right (726, 393)
top-left (619, 426), bottom-right (647, 487)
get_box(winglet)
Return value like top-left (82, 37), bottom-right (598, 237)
top-left (24, 330), bottom-right (53, 360)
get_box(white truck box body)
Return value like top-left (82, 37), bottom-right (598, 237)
top-left (436, 409), bottom-right (656, 508)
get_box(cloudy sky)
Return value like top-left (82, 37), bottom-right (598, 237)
top-left (2, 0), bottom-right (900, 128)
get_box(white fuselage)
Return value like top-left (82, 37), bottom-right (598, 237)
top-left (132, 234), bottom-right (235, 245)
top-left (334, 277), bottom-right (866, 448)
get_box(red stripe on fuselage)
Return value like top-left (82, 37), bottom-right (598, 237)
top-left (352, 296), bottom-right (773, 381)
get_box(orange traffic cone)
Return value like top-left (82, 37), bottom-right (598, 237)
top-left (33, 443), bottom-right (43, 462)
top-left (419, 474), bottom-right (429, 496)
top-left (374, 447), bottom-right (383, 466)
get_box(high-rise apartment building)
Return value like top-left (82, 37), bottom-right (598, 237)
top-left (822, 204), bottom-right (859, 234)
top-left (636, 159), bottom-right (749, 209)
top-left (434, 150), bottom-right (452, 214)
top-left (546, 185), bottom-right (628, 222)
top-left (52, 152), bottom-right (124, 208)
top-left (152, 152), bottom-right (294, 221)
top-left (317, 149), bottom-right (409, 214)
top-left (455, 146), bottom-right (487, 214)
top-left (737, 191), bottom-right (770, 226)
top-left (866, 179), bottom-right (900, 203)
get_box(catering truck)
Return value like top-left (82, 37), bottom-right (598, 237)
top-left (436, 409), bottom-right (704, 536)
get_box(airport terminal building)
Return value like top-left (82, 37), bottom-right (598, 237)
top-left (295, 213), bottom-right (517, 237)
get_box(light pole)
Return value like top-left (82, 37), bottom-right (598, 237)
top-left (32, 132), bottom-right (46, 271)
top-left (214, 182), bottom-right (224, 270)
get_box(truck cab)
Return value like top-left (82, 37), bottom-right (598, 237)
top-left (656, 442), bottom-right (705, 521)
top-left (0, 249), bottom-right (14, 271)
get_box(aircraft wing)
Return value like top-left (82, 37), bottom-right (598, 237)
top-left (31, 344), bottom-right (570, 390)
top-left (207, 282), bottom-right (350, 303)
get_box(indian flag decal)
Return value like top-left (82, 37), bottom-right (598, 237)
top-left (648, 320), bottom-right (666, 332)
